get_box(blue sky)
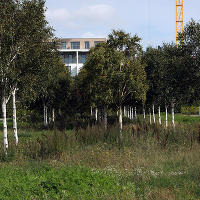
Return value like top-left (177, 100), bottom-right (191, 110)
top-left (45, 0), bottom-right (200, 49)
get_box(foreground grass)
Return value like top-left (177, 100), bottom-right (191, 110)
top-left (0, 164), bottom-right (137, 200)
top-left (0, 144), bottom-right (199, 200)
top-left (0, 121), bottom-right (199, 199)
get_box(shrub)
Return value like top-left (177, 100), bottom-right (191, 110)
top-left (181, 106), bottom-right (199, 115)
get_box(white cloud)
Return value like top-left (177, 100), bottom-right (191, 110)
top-left (46, 9), bottom-right (71, 22)
top-left (81, 32), bottom-right (105, 38)
top-left (76, 4), bottom-right (116, 23)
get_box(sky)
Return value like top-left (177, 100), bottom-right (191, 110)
top-left (45, 0), bottom-right (200, 49)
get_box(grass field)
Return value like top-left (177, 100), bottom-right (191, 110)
top-left (0, 114), bottom-right (199, 199)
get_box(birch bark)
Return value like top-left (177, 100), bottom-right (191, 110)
top-left (104, 108), bottom-right (107, 131)
top-left (165, 105), bottom-right (168, 128)
top-left (45, 106), bottom-right (48, 125)
top-left (90, 106), bottom-right (93, 116)
top-left (134, 107), bottom-right (137, 118)
top-left (131, 107), bottom-right (133, 119)
top-left (149, 108), bottom-right (152, 124)
top-left (152, 104), bottom-right (156, 123)
top-left (158, 106), bottom-right (161, 125)
top-left (12, 88), bottom-right (18, 145)
top-left (143, 108), bottom-right (146, 119)
top-left (43, 103), bottom-right (48, 127)
top-left (199, 106), bottom-right (200, 116)
top-left (2, 96), bottom-right (8, 152)
top-left (172, 103), bottom-right (175, 127)
top-left (119, 105), bottom-right (123, 134)
top-left (95, 108), bottom-right (98, 121)
top-left (52, 108), bottom-right (55, 122)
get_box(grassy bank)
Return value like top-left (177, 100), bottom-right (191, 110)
top-left (0, 119), bottom-right (199, 199)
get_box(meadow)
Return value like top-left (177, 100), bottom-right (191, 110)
top-left (0, 114), bottom-right (199, 199)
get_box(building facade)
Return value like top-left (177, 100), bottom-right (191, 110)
top-left (58, 38), bottom-right (106, 76)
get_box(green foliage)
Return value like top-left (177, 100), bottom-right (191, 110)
top-left (181, 105), bottom-right (199, 115)
top-left (0, 165), bottom-right (136, 200)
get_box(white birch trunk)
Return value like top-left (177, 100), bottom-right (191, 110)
top-left (45, 106), bottom-right (48, 125)
top-left (43, 103), bottom-right (48, 127)
top-left (43, 103), bottom-right (46, 126)
top-left (12, 88), bottom-right (18, 145)
top-left (143, 108), bottom-right (146, 119)
top-left (152, 104), bottom-right (156, 123)
top-left (124, 106), bottom-right (126, 117)
top-left (158, 106), bottom-right (161, 125)
top-left (165, 105), bottom-right (168, 128)
top-left (2, 97), bottom-right (8, 152)
top-left (90, 106), bottom-right (93, 116)
top-left (172, 103), bottom-right (175, 127)
top-left (119, 105), bottom-right (123, 133)
top-left (130, 107), bottom-right (132, 119)
top-left (131, 107), bottom-right (133, 119)
top-left (149, 108), bottom-right (152, 124)
top-left (104, 108), bottom-right (107, 131)
top-left (135, 107), bottom-right (137, 118)
top-left (95, 108), bottom-right (98, 121)
top-left (199, 106), bottom-right (200, 116)
top-left (132, 107), bottom-right (134, 119)
top-left (127, 106), bottom-right (129, 118)
top-left (52, 108), bottom-right (55, 122)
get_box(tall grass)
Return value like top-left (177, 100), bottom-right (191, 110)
top-left (0, 120), bottom-right (199, 162)
top-left (0, 121), bottom-right (199, 199)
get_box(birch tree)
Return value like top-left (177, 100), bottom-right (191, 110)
top-left (0, 0), bottom-right (53, 149)
top-left (81, 30), bottom-right (148, 133)
top-left (107, 30), bottom-right (148, 133)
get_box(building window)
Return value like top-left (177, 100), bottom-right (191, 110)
top-left (78, 53), bottom-right (87, 63)
top-left (69, 55), bottom-right (73, 63)
top-left (61, 55), bottom-right (68, 63)
top-left (68, 54), bottom-right (76, 63)
top-left (71, 42), bottom-right (80, 49)
top-left (81, 54), bottom-right (86, 63)
top-left (67, 66), bottom-right (71, 73)
top-left (94, 41), bottom-right (104, 47)
top-left (85, 41), bottom-right (90, 49)
top-left (61, 42), bottom-right (66, 49)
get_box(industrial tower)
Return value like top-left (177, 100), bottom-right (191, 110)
top-left (176, 0), bottom-right (183, 44)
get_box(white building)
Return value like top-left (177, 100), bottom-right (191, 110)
top-left (58, 38), bottom-right (106, 76)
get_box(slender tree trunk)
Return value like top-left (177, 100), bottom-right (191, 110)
top-left (104, 108), bottom-right (107, 131)
top-left (143, 108), bottom-right (146, 119)
top-left (158, 106), bottom-right (162, 125)
top-left (12, 88), bottom-right (18, 145)
top-left (131, 107), bottom-right (133, 119)
top-left (119, 105), bottom-right (123, 133)
top-left (149, 108), bottom-right (152, 124)
top-left (152, 104), bottom-right (156, 123)
top-left (43, 103), bottom-right (46, 126)
top-left (90, 106), bottom-right (93, 116)
top-left (2, 96), bottom-right (8, 152)
top-left (199, 106), bottom-right (200, 116)
top-left (172, 102), bottom-right (175, 128)
top-left (135, 107), bottom-right (137, 118)
top-left (165, 105), bottom-right (168, 128)
top-left (127, 106), bottom-right (129, 118)
top-left (45, 106), bottom-right (48, 125)
top-left (95, 108), bottom-right (98, 121)
top-left (52, 108), bottom-right (55, 122)
top-left (43, 103), bottom-right (48, 127)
